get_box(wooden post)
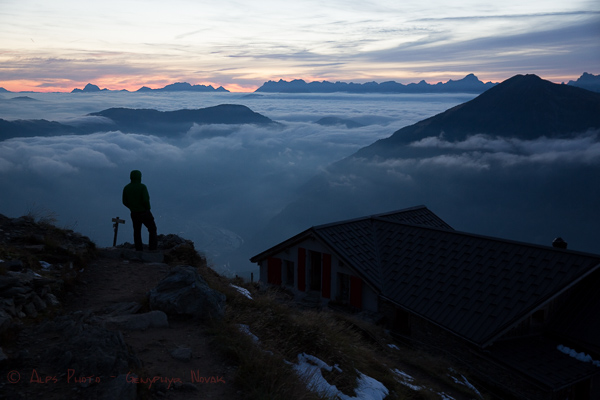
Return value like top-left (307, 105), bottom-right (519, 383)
top-left (112, 217), bottom-right (125, 247)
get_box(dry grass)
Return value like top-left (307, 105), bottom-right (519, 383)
top-left (195, 272), bottom-right (490, 400)
top-left (213, 318), bottom-right (326, 400)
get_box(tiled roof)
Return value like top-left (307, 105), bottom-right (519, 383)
top-left (250, 205), bottom-right (449, 264)
top-left (251, 206), bottom-right (600, 348)
top-left (315, 218), bottom-right (600, 347)
top-left (311, 206), bottom-right (453, 288)
top-left (372, 205), bottom-right (453, 230)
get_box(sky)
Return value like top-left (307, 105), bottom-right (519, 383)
top-left (1, 0), bottom-right (599, 92)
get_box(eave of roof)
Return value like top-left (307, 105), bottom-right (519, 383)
top-left (249, 224), bottom-right (383, 295)
top-left (249, 227), bottom-right (315, 263)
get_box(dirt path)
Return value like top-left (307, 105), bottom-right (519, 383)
top-left (3, 251), bottom-right (242, 400)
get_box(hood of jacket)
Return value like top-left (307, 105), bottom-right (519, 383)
top-left (130, 170), bottom-right (142, 183)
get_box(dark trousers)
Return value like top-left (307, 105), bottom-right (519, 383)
top-left (131, 210), bottom-right (157, 251)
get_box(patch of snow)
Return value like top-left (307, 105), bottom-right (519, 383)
top-left (39, 261), bottom-right (52, 269)
top-left (302, 353), bottom-right (333, 371)
top-left (392, 368), bottom-right (422, 391)
top-left (237, 324), bottom-right (259, 342)
top-left (293, 353), bottom-right (339, 398)
top-left (293, 353), bottom-right (388, 400)
top-left (230, 284), bottom-right (253, 299)
top-left (346, 372), bottom-right (388, 400)
top-left (447, 371), bottom-right (482, 398)
top-left (557, 344), bottom-right (600, 367)
top-left (387, 344), bottom-right (399, 350)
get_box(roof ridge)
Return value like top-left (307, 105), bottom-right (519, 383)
top-left (370, 204), bottom-right (428, 217)
top-left (372, 218), bottom-right (600, 258)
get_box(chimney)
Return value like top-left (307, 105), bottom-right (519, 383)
top-left (552, 237), bottom-right (568, 249)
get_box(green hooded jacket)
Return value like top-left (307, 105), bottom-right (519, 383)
top-left (122, 170), bottom-right (151, 212)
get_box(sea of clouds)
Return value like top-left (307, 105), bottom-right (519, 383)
top-left (2, 91), bottom-right (599, 277)
top-left (0, 91), bottom-right (475, 274)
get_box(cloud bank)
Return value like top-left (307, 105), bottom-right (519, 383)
top-left (1, 92), bottom-right (476, 274)
top-left (2, 92), bottom-right (599, 276)
top-left (264, 130), bottom-right (600, 260)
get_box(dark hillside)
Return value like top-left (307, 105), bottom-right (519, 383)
top-left (357, 74), bottom-right (600, 158)
top-left (0, 104), bottom-right (277, 140)
top-left (88, 104), bottom-right (277, 135)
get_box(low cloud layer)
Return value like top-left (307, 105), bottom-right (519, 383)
top-left (1, 92), bottom-right (475, 274)
top-left (270, 130), bottom-right (600, 258)
top-left (2, 92), bottom-right (599, 276)
top-left (403, 132), bottom-right (600, 167)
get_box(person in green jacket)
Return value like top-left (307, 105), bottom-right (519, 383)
top-left (122, 170), bottom-right (157, 251)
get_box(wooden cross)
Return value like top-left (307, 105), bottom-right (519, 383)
top-left (112, 217), bottom-right (125, 247)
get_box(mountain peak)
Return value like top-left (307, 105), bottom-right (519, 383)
top-left (461, 73), bottom-right (478, 81)
top-left (84, 83), bottom-right (101, 91)
top-left (134, 82), bottom-right (229, 92)
top-left (71, 83), bottom-right (103, 93)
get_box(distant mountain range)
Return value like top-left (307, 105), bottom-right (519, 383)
top-left (1, 72), bottom-right (598, 94)
top-left (255, 72), bottom-right (600, 94)
top-left (255, 73), bottom-right (497, 94)
top-left (71, 82), bottom-right (229, 93)
top-left (0, 104), bottom-right (276, 141)
top-left (567, 72), bottom-right (600, 93)
top-left (88, 104), bottom-right (276, 135)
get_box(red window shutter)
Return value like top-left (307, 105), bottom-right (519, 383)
top-left (267, 257), bottom-right (282, 285)
top-left (322, 253), bottom-right (331, 299)
top-left (298, 248), bottom-right (306, 292)
top-left (350, 276), bottom-right (362, 309)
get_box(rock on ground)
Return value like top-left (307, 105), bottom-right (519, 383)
top-left (148, 265), bottom-right (226, 320)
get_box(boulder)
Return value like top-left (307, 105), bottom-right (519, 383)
top-left (170, 346), bottom-right (193, 362)
top-left (148, 266), bottom-right (225, 320)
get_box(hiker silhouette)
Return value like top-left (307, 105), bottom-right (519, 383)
top-left (122, 170), bottom-right (158, 251)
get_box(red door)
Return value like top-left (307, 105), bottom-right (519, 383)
top-left (297, 248), bottom-right (306, 292)
top-left (350, 276), bottom-right (362, 309)
top-left (322, 253), bottom-right (331, 299)
top-left (267, 257), bottom-right (282, 285)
